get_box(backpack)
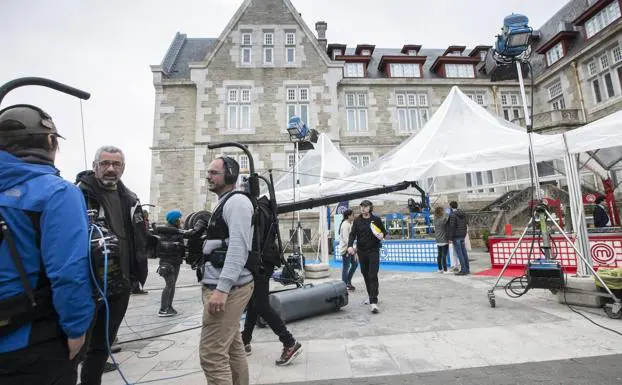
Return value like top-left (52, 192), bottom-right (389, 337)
top-left (252, 195), bottom-right (282, 268)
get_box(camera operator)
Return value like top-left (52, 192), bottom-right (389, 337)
top-left (75, 145), bottom-right (149, 385)
top-left (199, 156), bottom-right (257, 385)
top-left (155, 210), bottom-right (185, 317)
top-left (0, 106), bottom-right (95, 385)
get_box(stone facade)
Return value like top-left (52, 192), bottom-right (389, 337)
top-left (150, 0), bottom-right (622, 235)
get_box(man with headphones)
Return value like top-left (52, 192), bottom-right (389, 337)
top-left (0, 105), bottom-right (95, 384)
top-left (347, 200), bottom-right (387, 314)
top-left (199, 156), bottom-right (257, 385)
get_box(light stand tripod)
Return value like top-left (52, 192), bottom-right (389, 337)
top-left (486, 59), bottom-right (622, 319)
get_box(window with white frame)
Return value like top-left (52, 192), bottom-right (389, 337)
top-left (547, 79), bottom-right (566, 110)
top-left (263, 31), bottom-right (273, 65)
top-left (241, 32), bottom-right (252, 65)
top-left (500, 91), bottom-right (525, 121)
top-left (285, 32), bottom-right (296, 46)
top-left (286, 86), bottom-right (310, 127)
top-left (286, 47), bottom-right (295, 64)
top-left (586, 48), bottom-right (620, 105)
top-left (584, 1), bottom-right (621, 38)
top-left (465, 92), bottom-right (486, 106)
top-left (445, 63), bottom-right (475, 78)
top-left (466, 171), bottom-right (494, 193)
top-left (546, 42), bottom-right (564, 66)
top-left (264, 47), bottom-right (273, 64)
top-left (227, 88), bottom-right (252, 130)
top-left (390, 63), bottom-right (421, 78)
top-left (345, 93), bottom-right (368, 133)
top-left (344, 63), bottom-right (365, 77)
top-left (361, 49), bottom-right (371, 56)
top-left (332, 49), bottom-right (343, 59)
top-left (349, 153), bottom-right (372, 167)
top-left (395, 92), bottom-right (429, 133)
top-left (286, 151), bottom-right (304, 169)
top-left (241, 33), bottom-right (252, 45)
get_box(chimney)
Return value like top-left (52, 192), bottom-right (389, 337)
top-left (315, 21), bottom-right (328, 51)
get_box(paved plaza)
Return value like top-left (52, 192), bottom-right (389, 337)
top-left (99, 252), bottom-right (622, 384)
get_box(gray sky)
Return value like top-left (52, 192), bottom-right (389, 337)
top-left (1, 0), bottom-right (569, 206)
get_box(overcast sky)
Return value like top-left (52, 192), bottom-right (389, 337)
top-left (1, 0), bottom-right (569, 206)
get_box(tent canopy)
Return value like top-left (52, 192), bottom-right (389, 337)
top-left (270, 133), bottom-right (358, 203)
top-left (311, 86), bottom-right (565, 197)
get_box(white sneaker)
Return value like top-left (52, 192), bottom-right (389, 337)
top-left (371, 304), bottom-right (379, 314)
top-left (438, 270), bottom-right (444, 274)
top-left (363, 299), bottom-right (369, 305)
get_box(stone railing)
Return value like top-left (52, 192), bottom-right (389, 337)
top-left (512, 109), bottom-right (583, 131)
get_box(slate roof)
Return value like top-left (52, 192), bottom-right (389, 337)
top-left (157, 0), bottom-right (605, 81)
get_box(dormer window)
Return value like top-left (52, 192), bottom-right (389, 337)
top-left (333, 49), bottom-right (343, 59)
top-left (447, 51), bottom-right (462, 56)
top-left (344, 63), bottom-right (364, 77)
top-left (408, 50), bottom-right (418, 56)
top-left (574, 0), bottom-right (621, 39)
top-left (390, 63), bottom-right (421, 78)
top-left (361, 49), bottom-right (371, 56)
top-left (480, 51), bottom-right (487, 61)
top-left (445, 64), bottom-right (475, 78)
top-left (546, 42), bottom-right (564, 66)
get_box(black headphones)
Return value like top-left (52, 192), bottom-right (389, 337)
top-left (218, 156), bottom-right (240, 184)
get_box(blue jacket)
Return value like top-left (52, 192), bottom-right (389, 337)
top-left (0, 151), bottom-right (94, 353)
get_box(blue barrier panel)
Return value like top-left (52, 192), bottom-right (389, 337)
top-left (334, 239), bottom-right (440, 265)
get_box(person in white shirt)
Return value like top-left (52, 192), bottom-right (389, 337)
top-left (339, 209), bottom-right (357, 291)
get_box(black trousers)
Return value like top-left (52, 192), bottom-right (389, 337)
top-left (241, 265), bottom-right (295, 348)
top-left (0, 337), bottom-right (78, 385)
top-left (437, 244), bottom-right (449, 271)
top-left (79, 291), bottom-right (130, 385)
top-left (358, 249), bottom-right (380, 304)
top-left (160, 263), bottom-right (180, 311)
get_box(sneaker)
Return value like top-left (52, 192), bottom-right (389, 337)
top-left (371, 304), bottom-right (379, 314)
top-left (103, 362), bottom-right (118, 373)
top-left (346, 284), bottom-right (356, 291)
top-left (158, 309), bottom-right (174, 317)
top-left (110, 344), bottom-right (122, 354)
top-left (169, 307), bottom-right (178, 315)
top-left (244, 344), bottom-right (252, 356)
top-left (454, 271), bottom-right (467, 276)
top-left (438, 270), bottom-right (444, 274)
top-left (132, 288), bottom-right (148, 295)
top-left (363, 298), bottom-right (369, 305)
top-left (275, 341), bottom-right (303, 366)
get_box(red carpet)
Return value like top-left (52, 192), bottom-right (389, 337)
top-left (475, 267), bottom-right (526, 277)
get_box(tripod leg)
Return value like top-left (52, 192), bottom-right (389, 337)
top-left (545, 210), bottom-right (621, 304)
top-left (489, 216), bottom-right (533, 292)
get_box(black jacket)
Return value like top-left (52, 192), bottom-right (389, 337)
top-left (593, 204), bottom-right (610, 228)
top-left (75, 171), bottom-right (149, 286)
top-left (447, 209), bottom-right (468, 240)
top-left (154, 224), bottom-right (185, 265)
top-left (348, 214), bottom-right (387, 252)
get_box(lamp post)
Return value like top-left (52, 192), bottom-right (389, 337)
top-left (492, 13), bottom-right (593, 275)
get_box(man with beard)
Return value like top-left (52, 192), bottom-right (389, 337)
top-left (75, 146), bottom-right (149, 385)
top-left (199, 156), bottom-right (257, 385)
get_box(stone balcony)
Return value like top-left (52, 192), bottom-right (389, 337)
top-left (512, 109), bottom-right (584, 132)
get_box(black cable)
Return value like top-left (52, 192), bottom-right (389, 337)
top-left (116, 325), bottom-right (202, 345)
top-left (562, 284), bottom-right (622, 337)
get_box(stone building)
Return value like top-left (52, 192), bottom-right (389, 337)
top-left (150, 0), bottom-right (622, 242)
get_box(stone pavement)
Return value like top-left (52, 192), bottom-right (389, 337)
top-left (100, 251), bottom-right (622, 384)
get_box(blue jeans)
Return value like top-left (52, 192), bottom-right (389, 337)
top-left (342, 253), bottom-right (358, 285)
top-left (452, 238), bottom-right (470, 273)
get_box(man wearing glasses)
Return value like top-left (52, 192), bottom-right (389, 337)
top-left (75, 146), bottom-right (149, 384)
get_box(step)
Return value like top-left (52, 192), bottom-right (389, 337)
top-left (556, 275), bottom-right (603, 308)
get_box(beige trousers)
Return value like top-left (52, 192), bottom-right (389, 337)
top-left (199, 282), bottom-right (254, 385)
